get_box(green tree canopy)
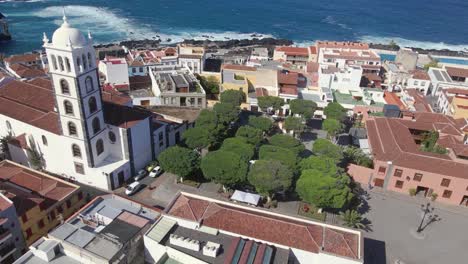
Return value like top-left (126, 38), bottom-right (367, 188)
top-left (258, 96), bottom-right (284, 111)
top-left (182, 127), bottom-right (215, 149)
top-left (322, 118), bottom-right (343, 138)
top-left (284, 116), bottom-right (305, 134)
top-left (296, 169), bottom-right (353, 209)
top-left (221, 137), bottom-right (255, 161)
top-left (268, 134), bottom-right (305, 156)
top-left (299, 156), bottom-right (340, 173)
top-left (324, 102), bottom-right (347, 121)
top-left (158, 146), bottom-right (200, 179)
top-left (235, 126), bottom-right (263, 146)
top-left (343, 147), bottom-right (373, 168)
top-left (259, 145), bottom-right (297, 169)
top-left (248, 160), bottom-right (294, 200)
top-left (289, 99), bottom-right (317, 119)
top-left (313, 139), bottom-right (343, 162)
top-left (196, 109), bottom-right (219, 130)
top-left (213, 102), bottom-right (239, 125)
top-left (201, 150), bottom-right (248, 187)
top-left (197, 75), bottom-right (219, 94)
top-left (248, 116), bottom-right (273, 133)
top-left (423, 60), bottom-right (439, 71)
top-left (220, 90), bottom-right (245, 106)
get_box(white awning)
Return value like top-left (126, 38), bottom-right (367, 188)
top-left (230, 190), bottom-right (261, 206)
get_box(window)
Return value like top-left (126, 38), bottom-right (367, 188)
top-left (25, 228), bottom-right (32, 239)
top-left (378, 166), bottom-right (386, 174)
top-left (108, 131), bottom-right (116, 143)
top-left (413, 173), bottom-right (423, 182)
top-left (76, 57), bottom-right (81, 72)
top-left (74, 162), bottom-right (84, 174)
top-left (82, 54), bottom-right (87, 70)
top-left (68, 122), bottom-right (77, 136)
top-left (414, 80), bottom-right (419, 85)
top-left (65, 57), bottom-right (71, 72)
top-left (159, 132), bottom-right (164, 147)
top-left (421, 81), bottom-right (426, 86)
top-left (78, 191), bottom-right (83, 200)
top-left (132, 68), bottom-right (136, 73)
top-left (395, 180), bottom-right (404, 189)
top-left (37, 219), bottom-right (45, 229)
top-left (92, 117), bottom-right (101, 134)
top-left (85, 76), bottom-right (94, 93)
top-left (6, 120), bottom-right (11, 131)
top-left (139, 67), bottom-right (143, 73)
top-left (87, 53), bottom-right (92, 68)
top-left (66, 200), bottom-right (72, 209)
top-left (393, 169), bottom-right (403, 177)
top-left (48, 211), bottom-right (56, 222)
top-left (58, 56), bottom-right (64, 71)
top-left (72, 144), bottom-right (81, 158)
top-left (441, 178), bottom-right (451, 187)
top-left (88, 96), bottom-right (97, 113)
top-left (51, 55), bottom-right (58, 70)
top-left (442, 190), bottom-right (452, 198)
top-left (57, 205), bottom-right (63, 213)
top-left (21, 214), bottom-right (28, 223)
top-left (64, 100), bottom-right (74, 115)
top-left (60, 79), bottom-right (70, 94)
top-left (42, 135), bottom-right (47, 146)
top-left (96, 139), bottom-right (104, 155)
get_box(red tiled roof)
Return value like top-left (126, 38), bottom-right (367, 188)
top-left (255, 88), bottom-right (268, 97)
top-left (275, 46), bottom-right (309, 56)
top-left (9, 64), bottom-right (46, 78)
top-left (384, 91), bottom-right (406, 110)
top-left (444, 88), bottom-right (468, 96)
top-left (0, 160), bottom-right (78, 216)
top-left (102, 90), bottom-right (132, 106)
top-left (223, 64), bottom-right (257, 72)
top-left (4, 53), bottom-right (40, 64)
top-left (129, 75), bottom-right (152, 90)
top-left (26, 78), bottom-right (53, 90)
top-left (278, 72), bottom-right (298, 85)
top-left (405, 89), bottom-right (432, 112)
top-left (306, 62), bottom-right (320, 73)
top-left (366, 113), bottom-right (468, 179)
top-left (316, 41), bottom-right (369, 50)
top-left (446, 66), bottom-right (468, 78)
top-left (410, 70), bottom-right (430, 80)
top-left (309, 46), bottom-right (317, 55)
top-left (167, 194), bottom-right (361, 260)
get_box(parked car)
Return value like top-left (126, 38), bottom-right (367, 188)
top-left (146, 161), bottom-right (159, 172)
top-left (125, 181), bottom-right (142, 195)
top-left (149, 166), bottom-right (163, 178)
top-left (134, 169), bottom-right (147, 181)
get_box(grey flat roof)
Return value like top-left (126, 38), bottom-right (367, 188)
top-left (16, 253), bottom-right (82, 264)
top-left (66, 229), bottom-right (95, 248)
top-left (172, 74), bottom-right (188, 88)
top-left (49, 223), bottom-right (77, 241)
top-left (100, 219), bottom-right (141, 244)
top-left (84, 236), bottom-right (121, 260)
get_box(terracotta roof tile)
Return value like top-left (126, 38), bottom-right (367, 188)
top-left (4, 53), bottom-right (40, 64)
top-left (223, 64), bottom-right (257, 72)
top-left (275, 46), bottom-right (309, 56)
top-left (446, 66), bottom-right (468, 78)
top-left (9, 64), bottom-right (46, 79)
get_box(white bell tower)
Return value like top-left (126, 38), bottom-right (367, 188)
top-left (43, 13), bottom-right (108, 169)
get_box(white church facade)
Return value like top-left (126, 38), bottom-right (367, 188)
top-left (0, 15), bottom-right (155, 190)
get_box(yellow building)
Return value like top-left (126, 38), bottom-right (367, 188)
top-left (450, 96), bottom-right (468, 119)
top-left (0, 160), bottom-right (86, 247)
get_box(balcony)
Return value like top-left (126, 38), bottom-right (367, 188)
top-left (0, 243), bottom-right (16, 261)
top-left (0, 227), bottom-right (12, 244)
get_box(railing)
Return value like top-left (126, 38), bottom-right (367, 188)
top-left (0, 243), bottom-right (15, 258)
top-left (0, 228), bottom-right (10, 241)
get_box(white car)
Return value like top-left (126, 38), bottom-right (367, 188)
top-left (134, 169), bottom-right (147, 181)
top-left (149, 166), bottom-right (163, 178)
top-left (125, 181), bottom-right (142, 196)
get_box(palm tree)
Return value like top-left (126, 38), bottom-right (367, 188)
top-left (340, 210), bottom-right (365, 229)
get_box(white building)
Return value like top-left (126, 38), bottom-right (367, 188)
top-left (177, 45), bottom-right (205, 74)
top-left (428, 67), bottom-right (468, 96)
top-left (319, 64), bottom-right (363, 94)
top-left (98, 57), bottom-right (130, 88)
top-left (0, 16), bottom-right (154, 190)
top-left (317, 43), bottom-right (381, 74)
top-left (406, 70), bottom-right (432, 95)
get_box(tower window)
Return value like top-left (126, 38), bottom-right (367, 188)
top-left (88, 52), bottom-right (92, 68)
top-left (108, 131), bottom-right (116, 143)
top-left (58, 56), bottom-right (64, 71)
top-left (88, 96), bottom-right (97, 113)
top-left (85, 76), bottom-right (94, 93)
top-left (42, 135), bottom-right (47, 146)
top-left (96, 139), bottom-right (104, 156)
top-left (76, 57), bottom-right (82, 72)
top-left (51, 55), bottom-right (58, 70)
top-left (68, 122), bottom-right (77, 136)
top-left (6, 120), bottom-right (12, 131)
top-left (60, 79), bottom-right (70, 94)
top-left (82, 54), bottom-right (87, 70)
top-left (64, 100), bottom-right (74, 115)
top-left (92, 117), bottom-right (101, 134)
top-left (72, 144), bottom-right (81, 158)
top-left (65, 57), bottom-right (71, 72)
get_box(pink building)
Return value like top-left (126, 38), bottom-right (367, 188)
top-left (353, 113), bottom-right (468, 206)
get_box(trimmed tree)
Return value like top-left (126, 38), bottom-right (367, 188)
top-left (220, 90), bottom-right (244, 106)
top-left (158, 146), bottom-right (200, 181)
top-left (322, 118), bottom-right (343, 138)
top-left (299, 156), bottom-right (340, 173)
top-left (235, 126), bottom-right (263, 146)
top-left (313, 139), bottom-right (343, 162)
top-left (343, 146), bottom-right (373, 168)
top-left (196, 109), bottom-right (219, 130)
top-left (197, 75), bottom-right (219, 94)
top-left (289, 99), bottom-right (317, 119)
top-left (296, 169), bottom-right (353, 209)
top-left (248, 160), bottom-right (294, 203)
top-left (213, 102), bottom-right (239, 125)
top-left (324, 102), bottom-right (347, 121)
top-left (259, 145), bottom-right (297, 169)
top-left (258, 96), bottom-right (284, 112)
top-left (248, 116), bottom-right (273, 133)
top-left (201, 150), bottom-right (248, 191)
top-left (221, 137), bottom-right (255, 161)
top-left (182, 127), bottom-right (215, 150)
top-left (284, 116), bottom-right (305, 136)
top-left (268, 134), bottom-right (305, 156)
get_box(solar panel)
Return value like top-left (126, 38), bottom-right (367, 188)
top-left (441, 71), bottom-right (452, 82)
top-left (262, 246), bottom-right (273, 264)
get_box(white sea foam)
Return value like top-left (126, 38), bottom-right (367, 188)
top-left (322, 16), bottom-right (352, 30)
top-left (358, 35), bottom-right (468, 51)
top-left (32, 5), bottom-right (274, 44)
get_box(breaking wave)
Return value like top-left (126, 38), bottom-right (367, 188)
top-left (358, 35), bottom-right (468, 51)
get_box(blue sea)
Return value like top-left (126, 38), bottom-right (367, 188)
top-left (1, 0), bottom-right (468, 55)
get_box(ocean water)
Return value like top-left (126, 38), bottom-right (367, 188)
top-left (1, 0), bottom-right (468, 55)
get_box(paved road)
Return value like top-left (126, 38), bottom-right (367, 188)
top-left (362, 188), bottom-right (468, 264)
